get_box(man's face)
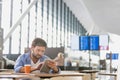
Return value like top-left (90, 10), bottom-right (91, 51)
top-left (31, 46), bottom-right (46, 59)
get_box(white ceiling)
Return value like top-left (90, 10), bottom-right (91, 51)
top-left (83, 0), bottom-right (120, 35)
top-left (64, 0), bottom-right (120, 35)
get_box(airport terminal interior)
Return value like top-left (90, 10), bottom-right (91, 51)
top-left (0, 0), bottom-right (120, 80)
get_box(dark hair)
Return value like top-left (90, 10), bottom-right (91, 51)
top-left (32, 38), bottom-right (47, 48)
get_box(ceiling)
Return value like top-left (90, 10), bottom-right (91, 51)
top-left (64, 0), bottom-right (120, 35)
top-left (83, 0), bottom-right (120, 35)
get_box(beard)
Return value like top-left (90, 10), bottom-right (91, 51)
top-left (31, 51), bottom-right (41, 59)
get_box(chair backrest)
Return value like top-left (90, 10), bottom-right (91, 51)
top-left (50, 76), bottom-right (82, 80)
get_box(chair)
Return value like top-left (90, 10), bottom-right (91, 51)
top-left (50, 76), bottom-right (82, 80)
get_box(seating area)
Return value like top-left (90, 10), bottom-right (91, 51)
top-left (0, 53), bottom-right (117, 80)
top-left (0, 56), bottom-right (16, 69)
top-left (0, 0), bottom-right (120, 80)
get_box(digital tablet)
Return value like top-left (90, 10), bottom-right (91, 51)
top-left (39, 59), bottom-right (51, 73)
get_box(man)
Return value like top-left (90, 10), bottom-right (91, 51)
top-left (14, 38), bottom-right (59, 73)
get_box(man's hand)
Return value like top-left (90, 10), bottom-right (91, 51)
top-left (36, 62), bottom-right (44, 70)
top-left (30, 62), bottom-right (44, 72)
top-left (47, 60), bottom-right (59, 73)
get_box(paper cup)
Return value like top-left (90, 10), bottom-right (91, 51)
top-left (24, 64), bottom-right (31, 73)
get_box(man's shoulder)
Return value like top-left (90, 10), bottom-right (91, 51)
top-left (16, 52), bottom-right (31, 63)
top-left (18, 52), bottom-right (30, 58)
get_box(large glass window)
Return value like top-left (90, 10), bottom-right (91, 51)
top-left (43, 6), bottom-right (48, 42)
top-left (1, 0), bottom-right (86, 54)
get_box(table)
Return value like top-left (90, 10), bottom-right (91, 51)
top-left (80, 70), bottom-right (99, 80)
top-left (0, 73), bottom-right (39, 80)
top-left (0, 71), bottom-right (90, 80)
top-left (99, 73), bottom-right (117, 80)
top-left (34, 71), bottom-right (90, 80)
top-left (0, 69), bottom-right (13, 72)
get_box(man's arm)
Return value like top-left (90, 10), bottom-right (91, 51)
top-left (14, 54), bottom-right (31, 73)
top-left (14, 55), bottom-right (24, 73)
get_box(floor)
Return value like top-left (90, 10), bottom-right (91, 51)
top-left (95, 75), bottom-right (115, 80)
